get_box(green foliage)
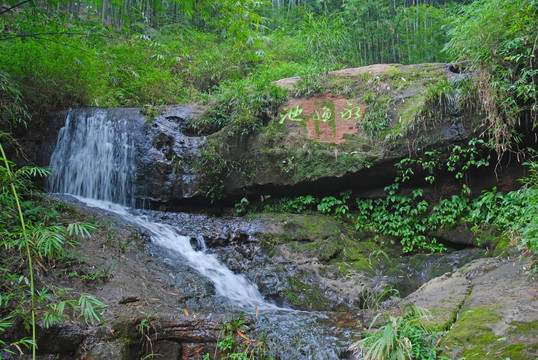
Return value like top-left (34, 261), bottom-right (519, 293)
top-left (0, 70), bottom-right (29, 132)
top-left (235, 198), bottom-right (250, 216)
top-left (342, 0), bottom-right (451, 65)
top-left (350, 303), bottom-right (449, 360)
top-left (194, 140), bottom-right (236, 201)
top-left (410, 78), bottom-right (458, 132)
top-left (298, 12), bottom-right (352, 66)
top-left (354, 139), bottom-right (490, 253)
top-left (191, 80), bottom-right (287, 136)
top-left (317, 191), bottom-right (352, 220)
top-left (211, 313), bottom-right (274, 360)
top-left (43, 293), bottom-right (107, 327)
top-left (264, 195), bottom-right (319, 214)
top-left (292, 73), bottom-right (324, 98)
top-left (260, 139), bottom-right (537, 257)
top-left (0, 144), bottom-right (107, 357)
top-left (355, 187), bottom-right (445, 254)
top-left (470, 184), bottom-right (538, 256)
top-left (68, 265), bottom-right (114, 282)
top-left (0, 0), bottom-right (462, 137)
top-left (138, 314), bottom-right (161, 357)
top-left (397, 78), bottom-right (478, 139)
top-left (444, 0), bottom-right (538, 157)
top-left (361, 94), bottom-right (393, 137)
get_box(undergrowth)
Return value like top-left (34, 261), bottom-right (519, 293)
top-left (258, 139), bottom-right (538, 258)
top-left (190, 79), bottom-right (287, 136)
top-left (444, 0), bottom-right (538, 159)
top-left (350, 303), bottom-right (450, 360)
top-left (205, 313), bottom-right (273, 360)
top-left (0, 141), bottom-right (106, 358)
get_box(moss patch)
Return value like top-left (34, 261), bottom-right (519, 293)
top-left (509, 320), bottom-right (538, 334)
top-left (283, 276), bottom-right (330, 310)
top-left (442, 306), bottom-right (501, 345)
top-left (442, 306), bottom-right (537, 360)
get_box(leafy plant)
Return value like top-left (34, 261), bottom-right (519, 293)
top-left (264, 195), bottom-right (319, 214)
top-left (298, 12), bottom-right (352, 66)
top-left (235, 198), bottom-right (250, 216)
top-left (0, 143), bottom-right (106, 358)
top-left (68, 266), bottom-right (115, 282)
top-left (194, 140), bottom-right (238, 201)
top-left (350, 303), bottom-right (449, 360)
top-left (444, 0), bottom-right (538, 159)
top-left (209, 313), bottom-right (274, 360)
top-left (191, 80), bottom-right (286, 136)
top-left (317, 191), bottom-right (352, 220)
top-left (138, 314), bottom-right (161, 357)
top-left (0, 70), bottom-right (29, 132)
top-left (293, 73), bottom-right (325, 98)
top-left (361, 94), bottom-right (392, 137)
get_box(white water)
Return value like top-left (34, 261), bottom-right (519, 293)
top-left (49, 109), bottom-right (277, 310)
top-left (73, 196), bottom-right (276, 310)
top-left (49, 109), bottom-right (136, 206)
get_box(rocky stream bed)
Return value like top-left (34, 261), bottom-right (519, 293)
top-left (3, 194), bottom-right (536, 360)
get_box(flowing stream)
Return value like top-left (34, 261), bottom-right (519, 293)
top-left (49, 108), bottom-right (275, 310)
top-left (49, 108), bottom-right (361, 358)
top-left (47, 108), bottom-right (492, 359)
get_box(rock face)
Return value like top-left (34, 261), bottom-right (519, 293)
top-left (135, 105), bottom-right (206, 204)
top-left (42, 105), bottom-right (207, 206)
top-left (404, 257), bottom-right (538, 359)
top-left (197, 63), bottom-right (482, 201)
top-left (38, 63), bottom-right (481, 206)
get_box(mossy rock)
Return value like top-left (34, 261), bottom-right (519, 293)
top-left (436, 258), bottom-right (538, 360)
top-left (255, 213), bottom-right (389, 269)
top-left (196, 63), bottom-right (478, 200)
top-left (283, 276), bottom-right (331, 310)
top-left (256, 213), bottom-right (344, 242)
top-left (441, 307), bottom-right (538, 360)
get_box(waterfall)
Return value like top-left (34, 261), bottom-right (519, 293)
top-left (49, 109), bottom-right (136, 206)
top-left (49, 108), bottom-right (276, 310)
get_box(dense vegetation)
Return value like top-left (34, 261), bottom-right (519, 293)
top-left (0, 0), bottom-right (462, 126)
top-left (0, 142), bottom-right (105, 358)
top-left (1, 0), bottom-right (535, 149)
top-left (1, 0), bottom-right (537, 359)
top-left (263, 139), bottom-right (538, 256)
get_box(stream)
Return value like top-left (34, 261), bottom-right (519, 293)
top-left (48, 108), bottom-right (363, 358)
top-left (48, 108), bottom-right (484, 359)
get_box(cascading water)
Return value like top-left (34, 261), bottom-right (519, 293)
top-left (75, 197), bottom-right (273, 309)
top-left (49, 108), bottom-right (275, 310)
top-left (49, 108), bottom-right (362, 359)
top-left (49, 108), bottom-right (136, 206)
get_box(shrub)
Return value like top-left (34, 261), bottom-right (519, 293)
top-left (350, 303), bottom-right (449, 360)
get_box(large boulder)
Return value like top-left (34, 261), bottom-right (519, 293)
top-left (198, 63), bottom-right (480, 201)
top-left (41, 63), bottom-right (484, 206)
top-left (403, 257), bottom-right (538, 360)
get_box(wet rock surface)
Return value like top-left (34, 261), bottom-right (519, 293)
top-left (136, 105), bottom-right (207, 204)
